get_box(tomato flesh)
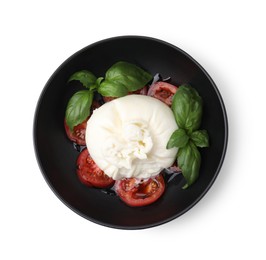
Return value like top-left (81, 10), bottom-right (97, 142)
top-left (115, 174), bottom-right (165, 207)
top-left (64, 101), bottom-right (101, 145)
top-left (76, 149), bottom-right (115, 188)
top-left (64, 119), bottom-right (87, 145)
top-left (147, 81), bottom-right (178, 106)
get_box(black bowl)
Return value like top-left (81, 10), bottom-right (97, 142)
top-left (33, 36), bottom-right (228, 229)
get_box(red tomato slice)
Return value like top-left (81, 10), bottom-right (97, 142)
top-left (64, 101), bottom-right (101, 145)
top-left (137, 85), bottom-right (148, 95)
top-left (76, 148), bottom-right (115, 188)
top-left (103, 86), bottom-right (148, 103)
top-left (147, 81), bottom-right (178, 106)
top-left (64, 118), bottom-right (87, 145)
top-left (115, 174), bottom-right (165, 207)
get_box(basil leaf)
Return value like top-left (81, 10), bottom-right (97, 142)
top-left (98, 80), bottom-right (128, 97)
top-left (172, 85), bottom-right (202, 132)
top-left (177, 141), bottom-right (201, 189)
top-left (190, 130), bottom-right (209, 148)
top-left (68, 70), bottom-right (97, 89)
top-left (104, 61), bottom-right (152, 92)
top-left (167, 129), bottom-right (189, 149)
top-left (65, 90), bottom-right (93, 131)
top-left (96, 77), bottom-right (104, 88)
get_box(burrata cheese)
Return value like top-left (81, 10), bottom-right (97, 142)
top-left (86, 95), bottom-right (178, 180)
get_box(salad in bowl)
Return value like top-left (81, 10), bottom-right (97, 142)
top-left (64, 61), bottom-right (209, 207)
top-left (34, 36), bottom-right (227, 229)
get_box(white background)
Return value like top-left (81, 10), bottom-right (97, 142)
top-left (1, 0), bottom-right (265, 259)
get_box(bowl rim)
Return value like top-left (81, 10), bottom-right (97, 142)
top-left (33, 35), bottom-right (228, 229)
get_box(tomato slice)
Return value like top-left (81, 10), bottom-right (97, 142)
top-left (64, 101), bottom-right (101, 145)
top-left (137, 85), bottom-right (148, 95)
top-left (76, 148), bottom-right (115, 188)
top-left (103, 86), bottom-right (148, 103)
top-left (115, 174), bottom-right (165, 207)
top-left (147, 81), bottom-right (178, 106)
top-left (64, 118), bottom-right (87, 145)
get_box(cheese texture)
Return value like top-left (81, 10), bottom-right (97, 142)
top-left (86, 95), bottom-right (178, 180)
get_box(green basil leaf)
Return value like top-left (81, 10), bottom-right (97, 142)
top-left (65, 90), bottom-right (93, 131)
top-left (98, 79), bottom-right (128, 97)
top-left (177, 141), bottom-right (201, 188)
top-left (96, 77), bottom-right (104, 88)
top-left (68, 70), bottom-right (97, 89)
top-left (105, 61), bottom-right (152, 92)
top-left (172, 85), bottom-right (203, 132)
top-left (167, 128), bottom-right (189, 149)
top-left (190, 130), bottom-right (209, 148)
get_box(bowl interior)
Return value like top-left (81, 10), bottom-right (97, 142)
top-left (34, 36), bottom-right (227, 229)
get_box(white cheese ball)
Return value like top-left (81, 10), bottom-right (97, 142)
top-left (86, 95), bottom-right (178, 180)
